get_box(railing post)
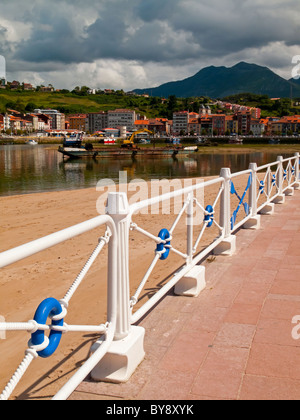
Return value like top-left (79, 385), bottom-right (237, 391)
top-left (214, 168), bottom-right (236, 256)
top-left (243, 163), bottom-right (261, 229)
top-left (90, 192), bottom-right (145, 384)
top-left (294, 152), bottom-right (300, 189)
top-left (106, 192), bottom-right (131, 340)
top-left (186, 192), bottom-right (194, 266)
top-left (273, 156), bottom-right (285, 204)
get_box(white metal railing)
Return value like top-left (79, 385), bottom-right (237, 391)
top-left (0, 215), bottom-right (117, 401)
top-left (0, 153), bottom-right (299, 400)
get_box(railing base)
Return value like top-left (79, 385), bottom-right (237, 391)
top-left (213, 235), bottom-right (236, 256)
top-left (174, 265), bottom-right (206, 297)
top-left (273, 194), bottom-right (285, 205)
top-left (259, 202), bottom-right (275, 216)
top-left (90, 326), bottom-right (145, 384)
top-left (243, 215), bottom-right (261, 230)
top-left (284, 187), bottom-right (294, 196)
top-left (294, 182), bottom-right (300, 190)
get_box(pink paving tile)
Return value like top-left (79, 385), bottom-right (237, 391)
top-left (246, 342), bottom-right (300, 380)
top-left (224, 303), bottom-right (262, 325)
top-left (137, 370), bottom-right (195, 400)
top-left (239, 375), bottom-right (300, 400)
top-left (270, 280), bottom-right (300, 296)
top-left (158, 330), bottom-right (215, 373)
top-left (275, 268), bottom-right (300, 282)
top-left (187, 306), bottom-right (228, 333)
top-left (260, 297), bottom-right (300, 321)
top-left (214, 323), bottom-right (256, 348)
top-left (234, 282), bottom-right (271, 306)
top-left (192, 370), bottom-right (243, 400)
top-left (191, 346), bottom-right (249, 399)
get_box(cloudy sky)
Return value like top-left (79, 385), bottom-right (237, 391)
top-left (0, 0), bottom-right (299, 90)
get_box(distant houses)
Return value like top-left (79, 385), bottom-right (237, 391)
top-left (0, 79), bottom-right (299, 137)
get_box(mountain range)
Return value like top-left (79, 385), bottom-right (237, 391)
top-left (134, 62), bottom-right (300, 99)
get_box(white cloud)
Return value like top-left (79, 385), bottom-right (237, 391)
top-left (1, 0), bottom-right (300, 90)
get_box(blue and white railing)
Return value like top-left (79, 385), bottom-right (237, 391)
top-left (0, 153), bottom-right (299, 400)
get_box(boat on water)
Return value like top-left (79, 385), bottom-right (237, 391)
top-left (26, 139), bottom-right (38, 145)
top-left (58, 134), bottom-right (198, 159)
top-left (228, 136), bottom-right (243, 144)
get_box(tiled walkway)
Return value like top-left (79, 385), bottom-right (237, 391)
top-left (71, 190), bottom-right (300, 400)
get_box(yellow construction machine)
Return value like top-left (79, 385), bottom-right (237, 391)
top-left (122, 129), bottom-right (154, 148)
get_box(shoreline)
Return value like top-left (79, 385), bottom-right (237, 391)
top-left (0, 150), bottom-right (299, 399)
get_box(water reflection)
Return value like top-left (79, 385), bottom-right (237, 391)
top-left (0, 144), bottom-right (295, 196)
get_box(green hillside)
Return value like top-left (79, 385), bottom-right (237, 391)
top-left (0, 89), bottom-right (198, 119)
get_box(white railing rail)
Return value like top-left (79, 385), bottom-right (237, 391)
top-left (0, 153), bottom-right (299, 400)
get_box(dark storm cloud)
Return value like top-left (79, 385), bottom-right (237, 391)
top-left (0, 0), bottom-right (299, 88)
top-left (3, 0), bottom-right (299, 67)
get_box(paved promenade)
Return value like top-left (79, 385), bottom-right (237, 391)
top-left (71, 190), bottom-right (300, 400)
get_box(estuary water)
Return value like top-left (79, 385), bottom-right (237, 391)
top-left (0, 144), bottom-right (295, 197)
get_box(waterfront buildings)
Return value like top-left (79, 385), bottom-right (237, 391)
top-left (34, 109), bottom-right (65, 131)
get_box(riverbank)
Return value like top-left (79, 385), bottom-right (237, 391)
top-left (0, 150), bottom-right (298, 399)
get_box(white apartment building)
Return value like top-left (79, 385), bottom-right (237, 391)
top-left (34, 109), bottom-right (65, 130)
top-left (250, 120), bottom-right (265, 136)
top-left (173, 111), bottom-right (189, 134)
top-left (107, 109), bottom-right (136, 131)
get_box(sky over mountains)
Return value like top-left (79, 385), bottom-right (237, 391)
top-left (0, 0), bottom-right (300, 90)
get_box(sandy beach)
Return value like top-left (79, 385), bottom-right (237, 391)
top-left (0, 170), bottom-right (276, 400)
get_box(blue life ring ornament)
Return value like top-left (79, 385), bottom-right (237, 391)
top-left (156, 229), bottom-right (171, 260)
top-left (31, 298), bottom-right (64, 358)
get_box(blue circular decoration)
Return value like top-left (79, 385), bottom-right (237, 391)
top-left (156, 229), bottom-right (171, 260)
top-left (204, 205), bottom-right (214, 228)
top-left (31, 298), bottom-right (64, 358)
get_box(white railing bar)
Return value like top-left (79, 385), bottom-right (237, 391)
top-left (257, 162), bottom-right (280, 171)
top-left (129, 177), bottom-right (224, 214)
top-left (193, 222), bottom-right (208, 252)
top-left (130, 223), bottom-right (163, 244)
top-left (169, 199), bottom-right (190, 235)
top-left (212, 185), bottom-right (224, 209)
top-left (169, 246), bottom-right (188, 260)
top-left (230, 169), bottom-right (252, 179)
top-left (131, 253), bottom-right (161, 306)
top-left (0, 215), bottom-right (114, 269)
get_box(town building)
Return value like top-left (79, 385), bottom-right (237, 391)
top-left (88, 112), bottom-right (108, 134)
top-left (68, 114), bottom-right (88, 132)
top-left (107, 109), bottom-right (136, 131)
top-left (173, 111), bottom-right (189, 135)
top-left (34, 109), bottom-right (65, 130)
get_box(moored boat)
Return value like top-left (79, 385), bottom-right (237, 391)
top-left (26, 139), bottom-right (38, 145)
